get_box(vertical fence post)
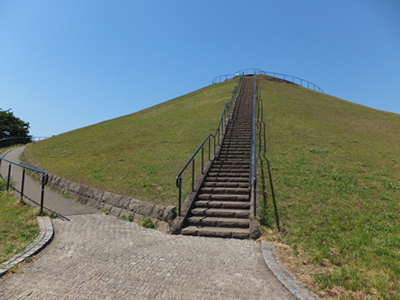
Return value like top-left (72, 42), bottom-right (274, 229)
top-left (40, 175), bottom-right (46, 214)
top-left (20, 168), bottom-right (25, 201)
top-left (7, 164), bottom-right (11, 190)
top-left (192, 160), bottom-right (195, 192)
top-left (208, 138), bottom-right (211, 160)
top-left (178, 177), bottom-right (182, 216)
top-left (201, 147), bottom-right (204, 174)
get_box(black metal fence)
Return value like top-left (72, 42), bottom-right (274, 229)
top-left (249, 75), bottom-right (257, 217)
top-left (212, 68), bottom-right (324, 93)
top-left (175, 74), bottom-right (245, 215)
top-left (0, 154), bottom-right (49, 214)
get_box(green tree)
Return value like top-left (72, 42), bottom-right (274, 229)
top-left (0, 109), bottom-right (31, 140)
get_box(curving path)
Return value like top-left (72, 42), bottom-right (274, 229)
top-left (0, 147), bottom-right (295, 299)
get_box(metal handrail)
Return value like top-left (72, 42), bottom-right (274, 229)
top-left (212, 68), bottom-right (324, 93)
top-left (249, 75), bottom-right (258, 216)
top-left (0, 137), bottom-right (31, 148)
top-left (175, 74), bottom-right (245, 215)
top-left (0, 137), bottom-right (49, 149)
top-left (256, 80), bottom-right (280, 231)
top-left (0, 155), bottom-right (48, 214)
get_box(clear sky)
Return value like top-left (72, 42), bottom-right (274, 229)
top-left (1, 0), bottom-right (399, 137)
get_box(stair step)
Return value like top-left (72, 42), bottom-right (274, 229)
top-left (210, 167), bottom-right (249, 173)
top-left (186, 216), bottom-right (250, 228)
top-left (198, 194), bottom-right (249, 201)
top-left (203, 181), bottom-right (248, 188)
top-left (207, 172), bottom-right (249, 177)
top-left (191, 208), bottom-right (250, 218)
top-left (200, 187), bottom-right (249, 195)
top-left (195, 200), bottom-right (250, 209)
top-left (181, 226), bottom-right (250, 239)
top-left (205, 177), bottom-right (248, 182)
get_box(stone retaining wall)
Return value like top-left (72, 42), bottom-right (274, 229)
top-left (22, 150), bottom-right (176, 233)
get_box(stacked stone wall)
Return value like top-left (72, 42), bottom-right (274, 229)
top-left (22, 150), bottom-right (176, 232)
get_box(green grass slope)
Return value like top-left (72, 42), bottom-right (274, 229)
top-left (258, 76), bottom-right (400, 298)
top-left (27, 76), bottom-right (400, 298)
top-left (26, 80), bottom-right (238, 206)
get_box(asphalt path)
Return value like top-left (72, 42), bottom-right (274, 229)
top-left (0, 146), bottom-right (97, 218)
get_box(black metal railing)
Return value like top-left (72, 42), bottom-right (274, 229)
top-left (175, 74), bottom-right (245, 215)
top-left (0, 155), bottom-right (48, 214)
top-left (212, 68), bottom-right (324, 93)
top-left (256, 79), bottom-right (280, 231)
top-left (0, 137), bottom-right (31, 148)
top-left (249, 75), bottom-right (258, 217)
top-left (0, 136), bottom-right (49, 149)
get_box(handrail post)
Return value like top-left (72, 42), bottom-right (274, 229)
top-left (40, 175), bottom-right (46, 214)
top-left (178, 177), bottom-right (182, 216)
top-left (7, 164), bottom-right (11, 190)
top-left (192, 159), bottom-right (195, 192)
top-left (21, 168), bottom-right (25, 201)
top-left (208, 138), bottom-right (211, 161)
top-left (201, 147), bottom-right (204, 174)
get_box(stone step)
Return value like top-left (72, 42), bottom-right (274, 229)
top-left (181, 226), bottom-right (249, 239)
top-left (195, 200), bottom-right (250, 209)
top-left (186, 216), bottom-right (250, 228)
top-left (207, 172), bottom-right (249, 177)
top-left (205, 177), bottom-right (248, 183)
top-left (200, 187), bottom-right (249, 195)
top-left (197, 193), bottom-right (250, 201)
top-left (203, 181), bottom-right (248, 188)
top-left (209, 167), bottom-right (249, 173)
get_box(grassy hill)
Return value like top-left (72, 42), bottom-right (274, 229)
top-left (26, 81), bottom-right (238, 206)
top-left (258, 77), bottom-right (400, 298)
top-left (27, 76), bottom-right (400, 298)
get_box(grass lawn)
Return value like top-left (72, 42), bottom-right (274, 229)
top-left (0, 181), bottom-right (39, 264)
top-left (26, 80), bottom-right (238, 206)
top-left (25, 75), bottom-right (400, 298)
top-left (257, 76), bottom-right (400, 299)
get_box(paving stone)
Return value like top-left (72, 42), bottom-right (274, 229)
top-left (0, 214), bottom-right (293, 299)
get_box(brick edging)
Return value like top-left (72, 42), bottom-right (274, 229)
top-left (0, 217), bottom-right (53, 277)
top-left (22, 149), bottom-right (176, 232)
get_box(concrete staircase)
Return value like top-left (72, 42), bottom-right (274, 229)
top-left (181, 77), bottom-right (254, 238)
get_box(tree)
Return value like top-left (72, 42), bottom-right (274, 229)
top-left (0, 109), bottom-right (31, 140)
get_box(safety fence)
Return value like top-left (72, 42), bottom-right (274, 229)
top-left (212, 68), bottom-right (324, 93)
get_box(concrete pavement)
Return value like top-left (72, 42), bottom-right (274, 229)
top-left (0, 146), bottom-right (315, 299)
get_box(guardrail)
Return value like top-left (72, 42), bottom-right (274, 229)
top-left (0, 156), bottom-right (48, 214)
top-left (0, 137), bottom-right (31, 148)
top-left (175, 74), bottom-right (245, 215)
top-left (212, 68), bottom-right (324, 93)
top-left (249, 75), bottom-right (257, 217)
top-left (0, 136), bottom-right (49, 149)
top-left (256, 79), bottom-right (280, 231)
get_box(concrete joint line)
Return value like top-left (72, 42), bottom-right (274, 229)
top-left (0, 216), bottom-right (54, 277)
top-left (261, 241), bottom-right (320, 300)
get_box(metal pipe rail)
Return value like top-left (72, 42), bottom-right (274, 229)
top-left (176, 74), bottom-right (245, 215)
top-left (256, 82), bottom-right (280, 231)
top-left (0, 156), bottom-right (49, 214)
top-left (212, 68), bottom-right (324, 93)
top-left (0, 137), bottom-right (49, 149)
top-left (249, 75), bottom-right (258, 216)
top-left (0, 137), bottom-right (31, 148)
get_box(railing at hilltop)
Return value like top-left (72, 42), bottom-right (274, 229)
top-left (0, 136), bottom-right (49, 149)
top-left (212, 68), bottom-right (324, 93)
top-left (175, 74), bottom-right (245, 216)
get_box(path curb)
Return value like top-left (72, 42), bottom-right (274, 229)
top-left (0, 216), bottom-right (54, 277)
top-left (261, 241), bottom-right (320, 300)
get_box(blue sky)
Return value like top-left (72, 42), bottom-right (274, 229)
top-left (1, 0), bottom-right (399, 137)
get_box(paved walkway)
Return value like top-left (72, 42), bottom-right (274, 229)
top-left (0, 146), bottom-right (97, 217)
top-left (0, 146), bottom-right (295, 299)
